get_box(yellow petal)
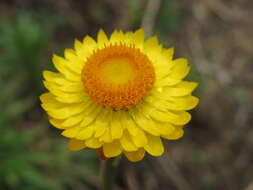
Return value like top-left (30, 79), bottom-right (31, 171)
top-left (43, 81), bottom-right (86, 103)
top-left (155, 75), bottom-right (181, 87)
top-left (64, 48), bottom-right (76, 59)
top-left (75, 126), bottom-right (94, 140)
top-left (155, 60), bottom-right (175, 79)
top-left (43, 70), bottom-right (81, 88)
top-left (147, 93), bottom-right (199, 111)
top-left (42, 70), bottom-right (64, 84)
top-left (49, 117), bottom-right (81, 130)
top-left (162, 47), bottom-right (174, 61)
top-left (61, 112), bottom-right (86, 127)
top-left (75, 38), bottom-right (96, 61)
top-left (93, 109), bottom-right (110, 138)
top-left (123, 111), bottom-right (148, 146)
top-left (162, 82), bottom-right (198, 97)
top-left (85, 138), bottom-right (102, 148)
top-left (94, 123), bottom-right (106, 138)
top-left (130, 108), bottom-right (160, 136)
top-left (52, 101), bottom-right (89, 121)
top-left (55, 92), bottom-right (86, 104)
top-left (155, 59), bottom-right (190, 87)
top-left (74, 36), bottom-right (97, 60)
top-left (142, 104), bottom-right (191, 125)
top-left (110, 112), bottom-right (123, 139)
top-left (49, 118), bottom-right (65, 129)
top-left (80, 104), bottom-right (101, 128)
top-left (97, 29), bottom-right (109, 48)
top-left (132, 29), bottom-right (144, 48)
top-left (40, 93), bottom-right (66, 111)
top-left (44, 80), bottom-right (83, 93)
top-left (144, 134), bottom-right (164, 156)
top-left (162, 126), bottom-right (184, 140)
top-left (80, 116), bottom-right (95, 129)
top-left (103, 140), bottom-right (122, 158)
top-left (99, 128), bottom-right (112, 143)
top-left (52, 55), bottom-right (80, 81)
top-left (46, 102), bottom-right (87, 119)
top-left (144, 36), bottom-right (162, 54)
top-left (121, 112), bottom-right (138, 136)
top-left (61, 126), bottom-right (81, 138)
top-left (144, 36), bottom-right (159, 48)
top-left (53, 53), bottom-right (81, 74)
top-left (124, 32), bottom-right (134, 44)
top-left (170, 58), bottom-right (190, 78)
top-left (83, 35), bottom-right (97, 49)
top-left (110, 30), bottom-right (125, 44)
top-left (155, 122), bottom-right (176, 136)
top-left (166, 96), bottom-right (199, 111)
top-left (120, 131), bottom-right (138, 151)
top-left (68, 139), bottom-right (86, 151)
top-left (131, 128), bottom-right (148, 148)
top-left (151, 48), bottom-right (174, 68)
top-left (64, 48), bottom-right (84, 72)
top-left (124, 148), bottom-right (145, 162)
top-left (150, 109), bottom-right (191, 125)
top-left (93, 108), bottom-right (111, 138)
top-left (74, 39), bottom-right (83, 52)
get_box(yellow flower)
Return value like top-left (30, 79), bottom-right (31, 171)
top-left (40, 29), bottom-right (199, 162)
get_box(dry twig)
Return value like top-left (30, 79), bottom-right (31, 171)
top-left (156, 155), bottom-right (194, 190)
top-left (141, 0), bottom-right (162, 36)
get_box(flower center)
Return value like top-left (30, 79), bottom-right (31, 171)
top-left (99, 57), bottom-right (135, 85)
top-left (81, 44), bottom-right (155, 110)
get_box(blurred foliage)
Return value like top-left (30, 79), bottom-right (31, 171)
top-left (156, 0), bottom-right (180, 33)
top-left (0, 11), bottom-right (99, 190)
top-left (128, 0), bottom-right (143, 26)
top-left (0, 12), bottom-right (50, 94)
top-left (0, 121), bottom-right (99, 190)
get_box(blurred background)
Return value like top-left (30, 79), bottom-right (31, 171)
top-left (0, 0), bottom-right (252, 189)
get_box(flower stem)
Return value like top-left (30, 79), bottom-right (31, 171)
top-left (101, 157), bottom-right (121, 190)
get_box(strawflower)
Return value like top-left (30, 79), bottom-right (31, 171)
top-left (40, 29), bottom-right (199, 162)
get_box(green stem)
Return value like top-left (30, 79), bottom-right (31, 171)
top-left (101, 157), bottom-right (121, 190)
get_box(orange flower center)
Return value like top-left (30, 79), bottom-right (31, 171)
top-left (81, 44), bottom-right (155, 110)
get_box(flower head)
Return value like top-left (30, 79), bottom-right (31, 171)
top-left (40, 29), bottom-right (199, 162)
